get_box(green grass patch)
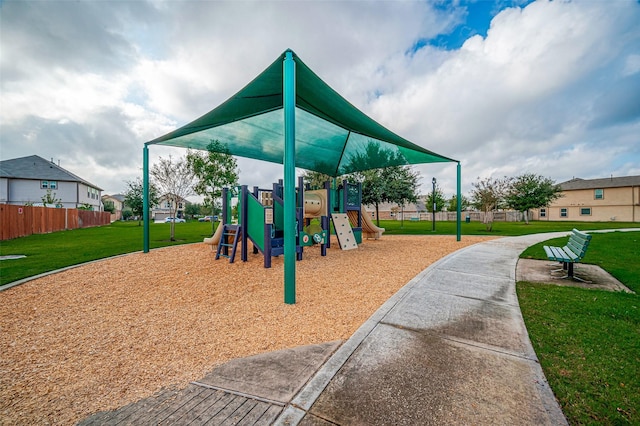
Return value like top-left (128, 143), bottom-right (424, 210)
top-left (517, 283), bottom-right (639, 425)
top-left (518, 230), bottom-right (640, 424)
top-left (378, 220), bottom-right (640, 236)
top-left (0, 221), bottom-right (219, 286)
top-left (520, 231), bottom-right (640, 293)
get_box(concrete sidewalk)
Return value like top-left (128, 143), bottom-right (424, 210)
top-left (86, 230), bottom-right (637, 424)
top-left (275, 233), bottom-right (571, 425)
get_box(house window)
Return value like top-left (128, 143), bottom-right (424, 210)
top-left (41, 180), bottom-right (49, 189)
top-left (540, 208), bottom-right (546, 218)
top-left (560, 208), bottom-right (568, 218)
top-left (165, 201), bottom-right (171, 208)
top-left (178, 202), bottom-right (183, 209)
top-left (580, 208), bottom-right (592, 216)
top-left (49, 181), bottom-right (57, 189)
top-left (594, 189), bottom-right (604, 200)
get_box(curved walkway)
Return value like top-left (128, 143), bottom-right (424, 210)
top-left (275, 233), bottom-right (570, 425)
top-left (81, 233), bottom-right (576, 425)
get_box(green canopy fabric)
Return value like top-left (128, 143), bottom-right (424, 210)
top-left (147, 49), bottom-right (456, 176)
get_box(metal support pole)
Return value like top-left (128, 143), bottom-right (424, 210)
top-left (143, 145), bottom-right (150, 253)
top-left (432, 177), bottom-right (436, 232)
top-left (283, 50), bottom-right (296, 304)
top-left (456, 162), bottom-right (461, 241)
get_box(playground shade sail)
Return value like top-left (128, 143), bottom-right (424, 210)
top-left (147, 50), bottom-right (456, 176)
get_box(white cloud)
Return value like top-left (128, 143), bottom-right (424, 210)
top-left (370, 0), bottom-right (640, 195)
top-left (1, 0), bottom-right (639, 199)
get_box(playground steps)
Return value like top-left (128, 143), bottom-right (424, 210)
top-left (215, 224), bottom-right (242, 263)
top-left (331, 213), bottom-right (358, 250)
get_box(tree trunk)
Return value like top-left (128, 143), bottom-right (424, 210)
top-left (484, 209), bottom-right (493, 232)
top-left (523, 210), bottom-right (529, 224)
top-left (375, 203), bottom-right (380, 227)
top-left (170, 206), bottom-right (176, 241)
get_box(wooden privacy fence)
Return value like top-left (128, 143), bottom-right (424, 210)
top-left (0, 204), bottom-right (111, 241)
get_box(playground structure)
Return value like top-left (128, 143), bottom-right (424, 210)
top-left (208, 177), bottom-right (384, 267)
top-left (144, 50), bottom-right (461, 304)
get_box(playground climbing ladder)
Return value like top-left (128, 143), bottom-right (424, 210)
top-left (331, 213), bottom-right (358, 250)
top-left (215, 224), bottom-right (242, 263)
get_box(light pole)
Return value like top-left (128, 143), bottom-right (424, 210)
top-left (432, 177), bottom-right (436, 231)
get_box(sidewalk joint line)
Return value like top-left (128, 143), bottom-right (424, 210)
top-left (190, 381), bottom-right (286, 406)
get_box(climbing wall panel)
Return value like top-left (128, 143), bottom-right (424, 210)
top-left (331, 213), bottom-right (358, 250)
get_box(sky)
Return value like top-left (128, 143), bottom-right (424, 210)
top-left (1, 0), bottom-right (639, 201)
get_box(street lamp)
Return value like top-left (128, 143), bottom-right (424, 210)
top-left (432, 177), bottom-right (437, 231)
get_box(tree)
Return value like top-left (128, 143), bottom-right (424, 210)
top-left (354, 168), bottom-right (386, 225)
top-left (41, 189), bottom-right (61, 207)
top-left (103, 200), bottom-right (116, 213)
top-left (384, 166), bottom-right (420, 227)
top-left (184, 202), bottom-right (201, 220)
top-left (123, 177), bottom-right (159, 226)
top-left (77, 203), bottom-right (93, 211)
top-left (151, 155), bottom-right (196, 241)
top-left (345, 140), bottom-right (416, 226)
top-left (186, 140), bottom-right (239, 233)
top-left (505, 173), bottom-right (562, 224)
top-left (470, 176), bottom-right (511, 231)
top-left (300, 170), bottom-right (332, 189)
top-left (349, 165), bottom-right (421, 227)
top-left (446, 194), bottom-right (470, 212)
top-left (425, 184), bottom-right (446, 213)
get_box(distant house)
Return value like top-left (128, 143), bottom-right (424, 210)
top-left (101, 193), bottom-right (126, 221)
top-left (532, 175), bottom-right (640, 222)
top-left (152, 194), bottom-right (188, 221)
top-left (365, 197), bottom-right (428, 221)
top-left (0, 155), bottom-right (103, 210)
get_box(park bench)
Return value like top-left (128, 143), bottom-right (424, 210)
top-left (543, 228), bottom-right (592, 281)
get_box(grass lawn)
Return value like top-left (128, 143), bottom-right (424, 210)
top-left (378, 219), bottom-right (640, 236)
top-left (518, 230), bottom-right (640, 425)
top-left (0, 220), bottom-right (219, 286)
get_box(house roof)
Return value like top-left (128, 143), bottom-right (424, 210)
top-left (147, 49), bottom-right (456, 177)
top-left (0, 155), bottom-right (102, 190)
top-left (560, 175), bottom-right (640, 190)
top-left (102, 194), bottom-right (125, 202)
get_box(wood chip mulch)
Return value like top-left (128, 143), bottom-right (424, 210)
top-left (0, 235), bottom-right (492, 425)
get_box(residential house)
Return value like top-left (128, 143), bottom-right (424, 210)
top-left (152, 194), bottom-right (188, 221)
top-left (0, 155), bottom-right (103, 210)
top-left (365, 198), bottom-right (428, 221)
top-left (532, 175), bottom-right (640, 222)
top-left (101, 193), bottom-right (126, 221)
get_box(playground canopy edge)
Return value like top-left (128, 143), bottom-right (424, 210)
top-left (145, 49), bottom-right (456, 176)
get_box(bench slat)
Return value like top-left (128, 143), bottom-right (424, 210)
top-left (567, 240), bottom-right (587, 257)
top-left (562, 246), bottom-right (580, 262)
top-left (551, 246), bottom-right (570, 262)
top-left (543, 245), bottom-right (555, 260)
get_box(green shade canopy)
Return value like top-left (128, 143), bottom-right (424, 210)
top-left (147, 49), bottom-right (456, 176)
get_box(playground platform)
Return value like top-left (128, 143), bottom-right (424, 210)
top-left (81, 233), bottom-right (578, 425)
